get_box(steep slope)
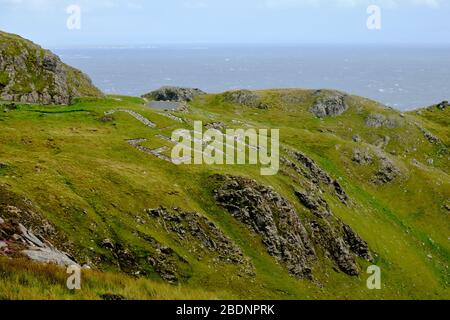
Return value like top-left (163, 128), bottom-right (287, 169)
top-left (0, 88), bottom-right (448, 300)
top-left (0, 31), bottom-right (102, 104)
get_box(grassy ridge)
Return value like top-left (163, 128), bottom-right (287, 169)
top-left (0, 91), bottom-right (448, 300)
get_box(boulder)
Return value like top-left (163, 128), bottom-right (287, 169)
top-left (142, 86), bottom-right (205, 102)
top-left (352, 148), bottom-right (373, 165)
top-left (373, 157), bottom-right (401, 184)
top-left (310, 90), bottom-right (348, 117)
top-left (437, 101), bottom-right (448, 110)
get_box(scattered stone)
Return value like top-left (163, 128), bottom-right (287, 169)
top-left (444, 204), bottom-right (450, 211)
top-left (427, 159), bottom-right (434, 165)
top-left (223, 90), bottom-right (268, 109)
top-left (352, 135), bottom-right (361, 143)
top-left (310, 90), bottom-right (348, 117)
top-left (142, 86), bottom-right (205, 102)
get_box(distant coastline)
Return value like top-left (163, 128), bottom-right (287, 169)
top-left (54, 46), bottom-right (450, 110)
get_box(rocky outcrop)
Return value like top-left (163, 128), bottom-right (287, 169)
top-left (99, 231), bottom-right (188, 283)
top-left (310, 90), bottom-right (348, 117)
top-left (352, 148), bottom-right (373, 165)
top-left (373, 156), bottom-right (401, 185)
top-left (212, 175), bottom-right (373, 278)
top-left (142, 86), bottom-right (205, 102)
top-left (223, 90), bottom-right (269, 109)
top-left (0, 31), bottom-right (102, 105)
top-left (146, 207), bottom-right (253, 276)
top-left (436, 101), bottom-right (448, 110)
top-left (294, 188), bottom-right (373, 275)
top-left (284, 149), bottom-right (349, 205)
top-left (365, 113), bottom-right (399, 128)
top-left (0, 185), bottom-right (78, 266)
top-left (0, 217), bottom-right (77, 266)
top-left (213, 175), bottom-right (315, 279)
top-left (281, 149), bottom-right (373, 274)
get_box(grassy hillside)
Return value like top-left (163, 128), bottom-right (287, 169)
top-left (0, 90), bottom-right (448, 300)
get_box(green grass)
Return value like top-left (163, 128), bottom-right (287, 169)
top-left (0, 91), bottom-right (448, 300)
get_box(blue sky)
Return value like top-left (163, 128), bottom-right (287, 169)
top-left (0, 0), bottom-right (449, 47)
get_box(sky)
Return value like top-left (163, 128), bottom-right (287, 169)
top-left (0, 0), bottom-right (449, 47)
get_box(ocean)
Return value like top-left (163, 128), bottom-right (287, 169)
top-left (54, 46), bottom-right (450, 111)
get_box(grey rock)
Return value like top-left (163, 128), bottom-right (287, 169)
top-left (223, 90), bottom-right (269, 109)
top-left (295, 188), bottom-right (373, 275)
top-left (284, 149), bottom-right (349, 205)
top-left (146, 207), bottom-right (253, 276)
top-left (365, 113), bottom-right (399, 128)
top-left (213, 175), bottom-right (315, 279)
top-left (10, 222), bottom-right (77, 267)
top-left (353, 135), bottom-right (362, 143)
top-left (437, 100), bottom-right (448, 110)
top-left (142, 86), bottom-right (205, 102)
top-left (310, 90), bottom-right (348, 117)
top-left (352, 148), bottom-right (373, 165)
top-left (101, 238), bottom-right (115, 250)
top-left (417, 125), bottom-right (441, 145)
top-left (373, 157), bottom-right (401, 184)
top-left (23, 247), bottom-right (77, 267)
